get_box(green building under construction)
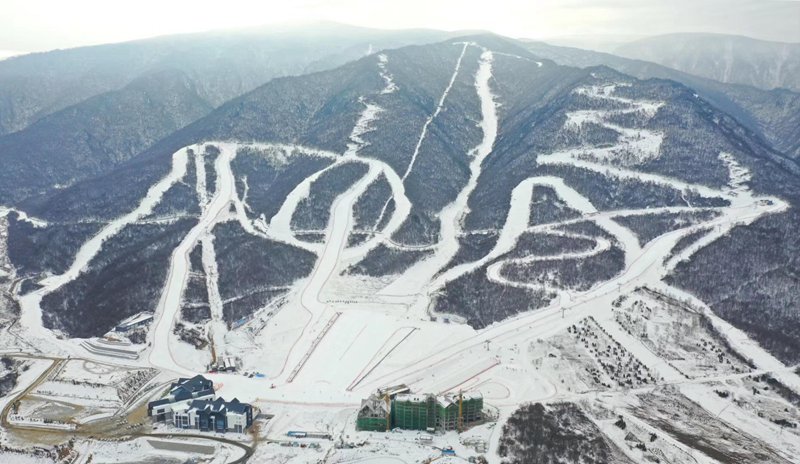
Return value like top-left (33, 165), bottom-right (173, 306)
top-left (356, 396), bottom-right (390, 432)
top-left (357, 390), bottom-right (483, 432)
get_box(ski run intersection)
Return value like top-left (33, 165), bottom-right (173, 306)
top-left (5, 42), bottom-right (800, 462)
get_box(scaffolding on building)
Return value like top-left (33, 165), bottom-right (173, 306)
top-left (356, 392), bottom-right (391, 432)
top-left (357, 388), bottom-right (484, 433)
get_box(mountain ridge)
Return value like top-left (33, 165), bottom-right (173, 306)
top-left (615, 32), bottom-right (800, 91)
top-left (1, 31), bottom-right (799, 463)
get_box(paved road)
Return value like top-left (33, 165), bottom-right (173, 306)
top-left (0, 357), bottom-right (59, 430)
top-left (142, 432), bottom-right (254, 463)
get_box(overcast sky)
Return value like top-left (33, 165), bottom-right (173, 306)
top-left (1, 0), bottom-right (798, 54)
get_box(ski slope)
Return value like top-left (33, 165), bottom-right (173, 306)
top-left (7, 44), bottom-right (800, 463)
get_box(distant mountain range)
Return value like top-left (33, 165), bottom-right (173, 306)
top-left (615, 33), bottom-right (800, 91)
top-left (0, 23), bottom-right (466, 201)
top-left (1, 27), bottom-right (799, 462)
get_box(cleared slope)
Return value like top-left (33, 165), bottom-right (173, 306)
top-left (525, 40), bottom-right (800, 160)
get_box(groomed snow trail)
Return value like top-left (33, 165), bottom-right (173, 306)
top-left (34, 148), bottom-right (189, 295)
top-left (267, 165), bottom-right (332, 252)
top-left (10, 58), bottom-right (800, 461)
top-left (400, 43), bottom-right (469, 182)
top-left (201, 233), bottom-right (226, 359)
top-left (16, 148), bottom-right (190, 355)
top-left (194, 149), bottom-right (209, 209)
top-left (382, 48), bottom-right (497, 296)
top-left (149, 143), bottom-right (239, 374)
top-left (372, 42), bottom-right (470, 230)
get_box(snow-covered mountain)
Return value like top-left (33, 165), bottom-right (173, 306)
top-left (0, 22), bottom-right (461, 137)
top-left (525, 39), bottom-right (800, 161)
top-left (615, 33), bottom-right (800, 91)
top-left (1, 31), bottom-right (799, 463)
top-left (0, 23), bottom-right (463, 202)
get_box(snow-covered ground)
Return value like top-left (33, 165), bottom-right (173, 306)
top-left (0, 451), bottom-right (54, 464)
top-left (202, 76), bottom-right (796, 462)
top-left (4, 49), bottom-right (799, 464)
top-left (73, 436), bottom-right (245, 464)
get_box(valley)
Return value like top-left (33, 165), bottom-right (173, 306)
top-left (0, 36), bottom-right (799, 464)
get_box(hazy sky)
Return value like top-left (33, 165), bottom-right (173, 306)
top-left (1, 0), bottom-right (798, 53)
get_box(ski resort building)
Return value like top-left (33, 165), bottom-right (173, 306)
top-left (173, 398), bottom-right (254, 433)
top-left (148, 375), bottom-right (254, 433)
top-left (208, 355), bottom-right (240, 373)
top-left (357, 389), bottom-right (483, 432)
top-left (148, 375), bottom-right (215, 423)
top-left (114, 311), bottom-right (154, 332)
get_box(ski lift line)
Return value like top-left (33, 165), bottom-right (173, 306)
top-left (372, 42), bottom-right (470, 231)
top-left (347, 327), bottom-right (418, 392)
top-left (436, 359), bottom-right (501, 396)
top-left (286, 312), bottom-right (341, 383)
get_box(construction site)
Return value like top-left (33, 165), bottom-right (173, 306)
top-left (357, 385), bottom-right (484, 432)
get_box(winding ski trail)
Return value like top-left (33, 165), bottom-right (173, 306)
top-left (148, 143), bottom-right (239, 374)
top-left (8, 48), bottom-right (800, 462)
top-left (16, 147), bottom-right (191, 358)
